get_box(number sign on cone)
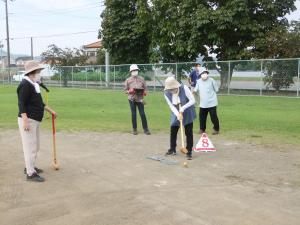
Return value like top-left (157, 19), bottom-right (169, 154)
top-left (194, 133), bottom-right (216, 152)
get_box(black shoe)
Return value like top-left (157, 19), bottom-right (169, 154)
top-left (24, 167), bottom-right (43, 174)
top-left (186, 153), bottom-right (193, 160)
top-left (26, 173), bottom-right (45, 182)
top-left (165, 149), bottom-right (176, 156)
top-left (144, 130), bottom-right (151, 135)
top-left (133, 129), bottom-right (138, 135)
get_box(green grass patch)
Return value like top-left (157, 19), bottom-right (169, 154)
top-left (1, 86), bottom-right (299, 145)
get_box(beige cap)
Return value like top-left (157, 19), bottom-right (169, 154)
top-left (24, 60), bottom-right (45, 75)
top-left (164, 76), bottom-right (181, 91)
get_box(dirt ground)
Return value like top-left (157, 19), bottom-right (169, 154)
top-left (0, 129), bottom-right (300, 225)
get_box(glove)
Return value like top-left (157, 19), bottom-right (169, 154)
top-left (128, 88), bottom-right (135, 94)
top-left (143, 91), bottom-right (147, 96)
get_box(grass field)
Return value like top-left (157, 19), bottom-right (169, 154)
top-left (0, 86), bottom-right (300, 145)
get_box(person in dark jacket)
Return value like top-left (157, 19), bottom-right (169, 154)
top-left (17, 60), bottom-right (57, 182)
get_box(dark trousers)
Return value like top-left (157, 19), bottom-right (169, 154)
top-left (170, 123), bottom-right (193, 153)
top-left (129, 100), bottom-right (149, 130)
top-left (199, 106), bottom-right (220, 132)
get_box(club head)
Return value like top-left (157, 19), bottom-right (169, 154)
top-left (52, 163), bottom-right (59, 170)
top-left (180, 147), bottom-right (188, 154)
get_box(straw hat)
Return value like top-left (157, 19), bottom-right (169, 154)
top-left (164, 76), bottom-right (181, 91)
top-left (24, 60), bottom-right (45, 76)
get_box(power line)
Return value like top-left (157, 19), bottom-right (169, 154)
top-left (12, 5), bottom-right (104, 17)
top-left (10, 2), bottom-right (105, 17)
top-left (10, 30), bottom-right (99, 40)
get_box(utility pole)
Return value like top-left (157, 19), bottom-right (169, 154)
top-left (31, 37), bottom-right (33, 60)
top-left (4, 0), bottom-right (11, 77)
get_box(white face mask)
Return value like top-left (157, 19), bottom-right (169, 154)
top-left (33, 74), bottom-right (41, 83)
top-left (131, 71), bottom-right (138, 76)
top-left (170, 88), bottom-right (178, 94)
top-left (201, 73), bottom-right (208, 80)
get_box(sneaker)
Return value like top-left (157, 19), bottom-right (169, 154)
top-left (165, 149), bottom-right (176, 156)
top-left (26, 173), bottom-right (45, 182)
top-left (186, 152), bottom-right (193, 160)
top-left (144, 130), bottom-right (151, 135)
top-left (24, 167), bottom-right (43, 175)
top-left (212, 129), bottom-right (219, 135)
top-left (133, 129), bottom-right (138, 135)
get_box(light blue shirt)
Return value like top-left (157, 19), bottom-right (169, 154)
top-left (194, 77), bottom-right (219, 108)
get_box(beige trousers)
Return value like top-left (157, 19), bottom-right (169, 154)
top-left (18, 117), bottom-right (40, 176)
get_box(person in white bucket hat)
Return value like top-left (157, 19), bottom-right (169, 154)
top-left (124, 64), bottom-right (150, 135)
top-left (17, 60), bottom-right (57, 182)
top-left (164, 76), bottom-right (196, 160)
top-left (193, 67), bottom-right (220, 135)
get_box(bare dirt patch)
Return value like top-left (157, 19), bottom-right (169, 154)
top-left (0, 129), bottom-right (299, 225)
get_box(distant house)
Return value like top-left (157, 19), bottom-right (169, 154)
top-left (82, 40), bottom-right (102, 64)
top-left (15, 56), bottom-right (32, 67)
top-left (0, 56), bottom-right (7, 69)
top-left (0, 56), bottom-right (15, 68)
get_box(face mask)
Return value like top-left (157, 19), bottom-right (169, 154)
top-left (131, 71), bottom-right (138, 76)
top-left (201, 73), bottom-right (208, 80)
top-left (170, 88), bottom-right (178, 94)
top-left (33, 73), bottom-right (41, 83)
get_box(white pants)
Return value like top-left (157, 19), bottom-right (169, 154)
top-left (18, 117), bottom-right (40, 176)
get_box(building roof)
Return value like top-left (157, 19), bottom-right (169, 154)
top-left (15, 56), bottom-right (32, 62)
top-left (83, 40), bottom-right (102, 49)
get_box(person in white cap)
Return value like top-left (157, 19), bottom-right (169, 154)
top-left (164, 76), bottom-right (196, 160)
top-left (17, 60), bottom-right (57, 182)
top-left (124, 64), bottom-right (150, 135)
top-left (193, 67), bottom-right (220, 135)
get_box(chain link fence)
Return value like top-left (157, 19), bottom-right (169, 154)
top-left (1, 58), bottom-right (299, 97)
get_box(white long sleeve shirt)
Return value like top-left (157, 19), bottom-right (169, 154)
top-left (164, 85), bottom-right (195, 117)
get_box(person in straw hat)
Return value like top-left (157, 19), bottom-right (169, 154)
top-left (193, 67), bottom-right (220, 135)
top-left (17, 60), bottom-right (57, 182)
top-left (164, 75), bottom-right (196, 160)
top-left (124, 64), bottom-right (151, 135)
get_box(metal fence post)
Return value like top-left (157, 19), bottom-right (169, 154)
top-left (297, 59), bottom-right (300, 97)
top-left (114, 66), bottom-right (116, 90)
top-left (175, 63), bottom-right (178, 80)
top-left (71, 66), bottom-right (74, 88)
top-left (260, 60), bottom-right (263, 96)
top-left (59, 72), bottom-right (62, 87)
top-left (100, 66), bottom-right (102, 88)
top-left (85, 70), bottom-right (87, 89)
top-left (227, 61), bottom-right (230, 94)
top-left (154, 64), bottom-right (156, 92)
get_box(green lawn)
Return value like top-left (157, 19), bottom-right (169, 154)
top-left (1, 86), bottom-right (300, 145)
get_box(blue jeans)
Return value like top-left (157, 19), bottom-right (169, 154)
top-left (129, 100), bottom-right (149, 131)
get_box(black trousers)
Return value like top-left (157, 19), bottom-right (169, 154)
top-left (129, 100), bottom-right (149, 130)
top-left (170, 123), bottom-right (193, 153)
top-left (199, 106), bottom-right (220, 132)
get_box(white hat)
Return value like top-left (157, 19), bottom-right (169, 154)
top-left (24, 60), bottom-right (45, 76)
top-left (198, 67), bottom-right (209, 75)
top-left (130, 64), bottom-right (139, 72)
top-left (164, 76), bottom-right (181, 91)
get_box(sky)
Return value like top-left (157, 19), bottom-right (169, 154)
top-left (0, 0), bottom-right (299, 57)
